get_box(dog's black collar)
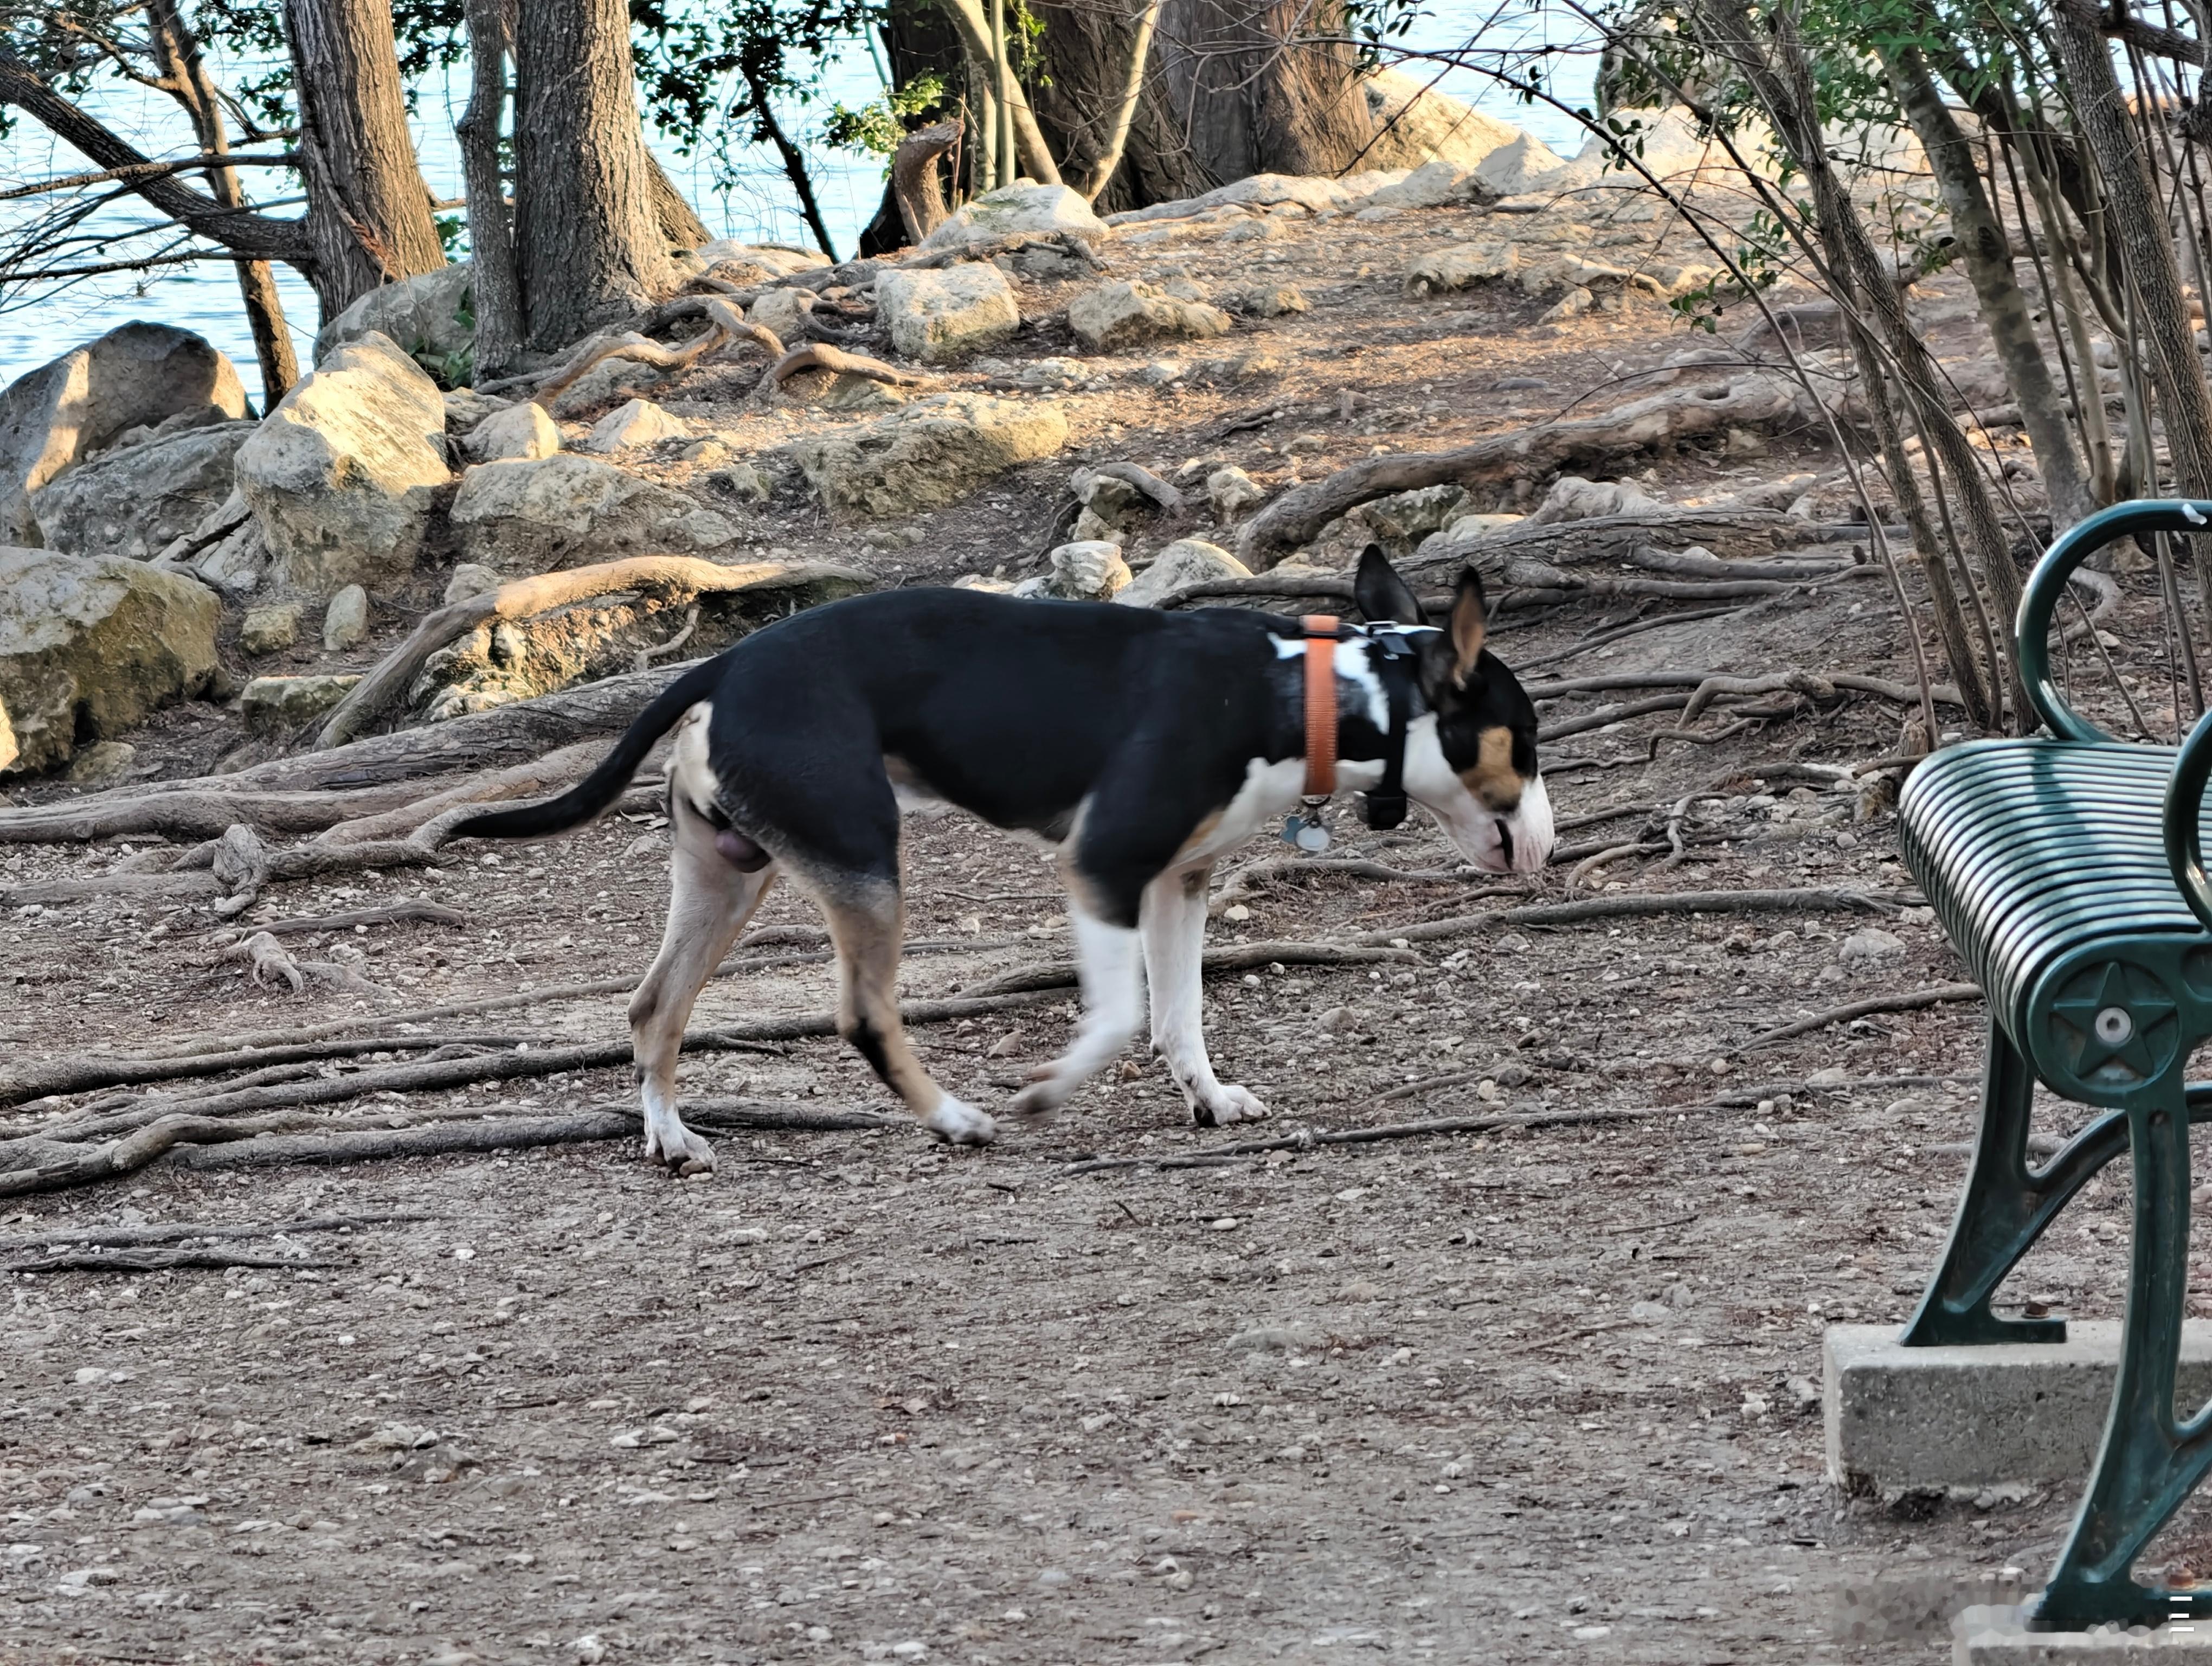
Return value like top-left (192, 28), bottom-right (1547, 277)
top-left (1295, 620), bottom-right (1419, 831)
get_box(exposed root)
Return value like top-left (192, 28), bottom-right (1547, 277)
top-left (1206, 856), bottom-right (1480, 916)
top-left (762, 343), bottom-right (931, 392)
top-left (957, 939), bottom-right (1421, 996)
top-left (1734, 983), bottom-right (1984, 1052)
top-left (1353, 886), bottom-right (1910, 947)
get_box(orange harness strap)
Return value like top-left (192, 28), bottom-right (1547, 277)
top-left (1302, 614), bottom-right (1339, 799)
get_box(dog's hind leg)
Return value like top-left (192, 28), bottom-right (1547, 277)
top-left (813, 878), bottom-right (998, 1145)
top-left (1142, 864), bottom-right (1268, 1127)
top-left (1008, 896), bottom-right (1143, 1122)
top-left (628, 795), bottom-right (777, 1173)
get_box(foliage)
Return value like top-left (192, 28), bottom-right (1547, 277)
top-left (823, 68), bottom-right (946, 158)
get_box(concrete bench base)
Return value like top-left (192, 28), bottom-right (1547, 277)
top-left (1825, 1322), bottom-right (2212, 1491)
top-left (1956, 1605), bottom-right (2212, 1661)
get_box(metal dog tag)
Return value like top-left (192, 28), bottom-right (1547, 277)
top-left (1283, 813), bottom-right (1331, 852)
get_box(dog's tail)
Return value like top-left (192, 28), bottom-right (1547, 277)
top-left (447, 657), bottom-right (726, 842)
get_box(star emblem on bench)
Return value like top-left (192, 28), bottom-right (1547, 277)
top-left (2051, 962), bottom-right (2178, 1080)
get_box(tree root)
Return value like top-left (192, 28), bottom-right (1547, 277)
top-left (0, 1210), bottom-right (434, 1253)
top-left (1406, 508), bottom-right (1835, 576)
top-left (1206, 856), bottom-right (1480, 916)
top-left (1353, 886), bottom-right (1909, 946)
top-left (512, 297), bottom-right (779, 408)
top-left (5, 1246), bottom-right (349, 1273)
top-left (317, 558), bottom-right (865, 749)
top-left (1734, 983), bottom-right (1983, 1052)
top-left (1237, 373), bottom-right (1830, 569)
top-left (762, 343), bottom-right (931, 392)
top-left (314, 745), bottom-right (608, 844)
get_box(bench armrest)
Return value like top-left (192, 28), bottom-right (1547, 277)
top-left (2020, 499), bottom-right (2212, 742)
top-left (2170, 707), bottom-right (2212, 936)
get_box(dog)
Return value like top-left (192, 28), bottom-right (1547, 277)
top-left (451, 546), bottom-right (1555, 1171)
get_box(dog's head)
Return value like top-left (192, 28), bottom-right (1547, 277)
top-left (1353, 546), bottom-right (1554, 875)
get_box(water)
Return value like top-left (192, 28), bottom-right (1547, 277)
top-left (0, 14), bottom-right (1590, 407)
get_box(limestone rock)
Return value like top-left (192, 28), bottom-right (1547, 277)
top-left (0, 694), bottom-right (14, 773)
top-left (922, 182), bottom-right (1106, 249)
top-left (314, 263), bottom-right (474, 367)
top-left (0, 322), bottom-right (249, 546)
top-left (1238, 283), bottom-right (1309, 318)
top-left (1045, 540), bottom-right (1130, 600)
top-left (412, 564), bottom-right (870, 721)
top-left (790, 394), bottom-right (1068, 521)
top-left (444, 563), bottom-right (501, 605)
top-left (1405, 241), bottom-right (1518, 296)
top-left (447, 453), bottom-right (737, 573)
top-left (0, 547), bottom-right (221, 773)
top-left (876, 264), bottom-right (1021, 364)
top-left (586, 399), bottom-right (688, 453)
top-left (1359, 159), bottom-right (1483, 212)
top-left (1361, 69), bottom-right (1523, 171)
top-left (1207, 466), bottom-right (1266, 523)
top-left (749, 289), bottom-right (815, 345)
top-left (1107, 173), bottom-right (1397, 226)
top-left (239, 602), bottom-right (302, 655)
top-left (548, 355), bottom-right (665, 419)
top-left (235, 332), bottom-right (452, 600)
top-left (705, 462), bottom-right (769, 503)
top-left (442, 388), bottom-right (511, 433)
top-left (194, 518), bottom-right (271, 596)
top-left (242, 673), bottom-right (363, 736)
top-left (1115, 539), bottom-right (1249, 607)
top-left (1069, 281), bottom-right (1233, 352)
top-left (1537, 287), bottom-right (1594, 323)
top-left (1527, 476), bottom-right (1666, 524)
top-left (467, 401), bottom-right (561, 463)
top-left (65, 739), bottom-right (134, 785)
top-left (1474, 131), bottom-right (1583, 198)
top-left (323, 585), bottom-right (370, 651)
top-left (31, 420), bottom-right (255, 560)
top-left (691, 241), bottom-right (831, 279)
top-left (1311, 485), bottom-right (1471, 564)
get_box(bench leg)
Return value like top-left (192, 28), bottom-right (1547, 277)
top-left (2038, 1088), bottom-right (2212, 1629)
top-left (1902, 1018), bottom-right (2118, 1346)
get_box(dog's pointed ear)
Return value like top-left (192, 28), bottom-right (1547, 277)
top-left (1448, 566), bottom-right (1489, 684)
top-left (1353, 543), bottom-right (1423, 625)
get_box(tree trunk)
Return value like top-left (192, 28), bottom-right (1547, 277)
top-left (512, 0), bottom-right (684, 353)
top-left (928, 0), bottom-right (1064, 184)
top-left (283, 0), bottom-right (448, 324)
top-left (1885, 42), bottom-right (2094, 528)
top-left (892, 117), bottom-right (963, 244)
top-left (1146, 0), bottom-right (1375, 186)
top-left (147, 0), bottom-right (298, 401)
top-left (2048, 0), bottom-right (2212, 502)
top-left (458, 0), bottom-right (525, 381)
top-left (646, 153), bottom-right (712, 250)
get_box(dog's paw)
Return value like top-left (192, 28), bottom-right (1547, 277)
top-left (643, 1119), bottom-right (716, 1175)
top-left (1191, 1084), bottom-right (1269, 1127)
top-left (924, 1095), bottom-right (999, 1146)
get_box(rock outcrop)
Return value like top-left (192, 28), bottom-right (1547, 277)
top-left (585, 399), bottom-right (688, 453)
top-left (447, 454), bottom-right (737, 573)
top-left (922, 183), bottom-right (1107, 249)
top-left (0, 322), bottom-right (249, 546)
top-left (242, 673), bottom-right (363, 735)
top-left (313, 262), bottom-right (472, 368)
top-left (876, 265), bottom-right (1022, 363)
top-left (1044, 540), bottom-right (1130, 600)
top-left (789, 394), bottom-right (1067, 521)
top-left (1116, 539), bottom-right (1249, 606)
top-left (31, 420), bottom-right (255, 560)
top-left (1068, 281), bottom-right (1232, 351)
top-left (467, 402), bottom-right (561, 463)
top-left (0, 547), bottom-right (221, 773)
top-left (1361, 69), bottom-right (1523, 172)
top-left (235, 332), bottom-right (453, 600)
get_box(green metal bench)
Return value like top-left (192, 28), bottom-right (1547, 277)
top-left (1899, 499), bottom-right (2212, 1627)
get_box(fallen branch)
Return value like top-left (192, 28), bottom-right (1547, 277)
top-left (0, 1034), bottom-right (542, 1112)
top-left (0, 1210), bottom-right (433, 1253)
top-left (1734, 983), bottom-right (1983, 1052)
top-left (318, 559), bottom-right (867, 749)
top-left (1088, 460), bottom-right (1185, 513)
top-left (1353, 886), bottom-right (1908, 946)
top-left (5, 1246), bottom-right (348, 1273)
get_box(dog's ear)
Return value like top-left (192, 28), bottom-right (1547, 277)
top-left (1353, 543), bottom-right (1423, 625)
top-left (1448, 566), bottom-right (1489, 684)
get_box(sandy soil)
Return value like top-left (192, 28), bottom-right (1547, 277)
top-left (3, 181), bottom-right (2203, 1666)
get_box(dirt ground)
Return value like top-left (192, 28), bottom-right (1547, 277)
top-left (4, 181), bottom-right (2207, 1666)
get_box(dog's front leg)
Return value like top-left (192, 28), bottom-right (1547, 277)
top-left (1008, 905), bottom-right (1142, 1120)
top-left (1141, 866), bottom-right (1268, 1127)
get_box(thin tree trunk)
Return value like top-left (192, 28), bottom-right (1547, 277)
top-left (2049, 0), bottom-right (2212, 501)
top-left (282, 0), bottom-right (448, 324)
top-left (929, 0), bottom-right (1063, 184)
top-left (458, 0), bottom-right (525, 380)
top-left (1068, 0), bottom-right (1163, 200)
top-left (1886, 43), bottom-right (2093, 527)
top-left (741, 68), bottom-right (839, 260)
top-left (512, 0), bottom-right (683, 352)
top-left (893, 117), bottom-right (962, 244)
top-left (148, 0), bottom-right (298, 401)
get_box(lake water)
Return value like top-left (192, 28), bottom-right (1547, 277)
top-left (1, 20), bottom-right (1587, 406)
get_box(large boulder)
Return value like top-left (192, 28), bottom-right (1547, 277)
top-left (1361, 71), bottom-right (1523, 171)
top-left (691, 241), bottom-right (832, 280)
top-left (313, 262), bottom-right (473, 369)
top-left (235, 332), bottom-right (453, 600)
top-left (1475, 131), bottom-right (1586, 198)
top-left (0, 547), bottom-right (221, 773)
top-left (0, 322), bottom-right (249, 546)
top-left (1068, 280), bottom-right (1232, 351)
top-left (447, 453), bottom-right (738, 573)
top-left (1116, 539), bottom-right (1249, 606)
top-left (789, 393), bottom-right (1067, 521)
top-left (876, 264), bottom-right (1021, 363)
top-left (1405, 240), bottom-right (1519, 296)
top-left (466, 401), bottom-right (561, 462)
top-left (30, 420), bottom-right (256, 560)
top-left (922, 182), bottom-right (1107, 249)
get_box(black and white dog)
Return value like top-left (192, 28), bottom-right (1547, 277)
top-left (453, 547), bottom-right (1554, 1170)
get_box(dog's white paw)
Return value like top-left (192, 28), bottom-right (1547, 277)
top-left (643, 1118), bottom-right (716, 1175)
top-left (1192, 1084), bottom-right (1269, 1127)
top-left (924, 1095), bottom-right (998, 1146)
